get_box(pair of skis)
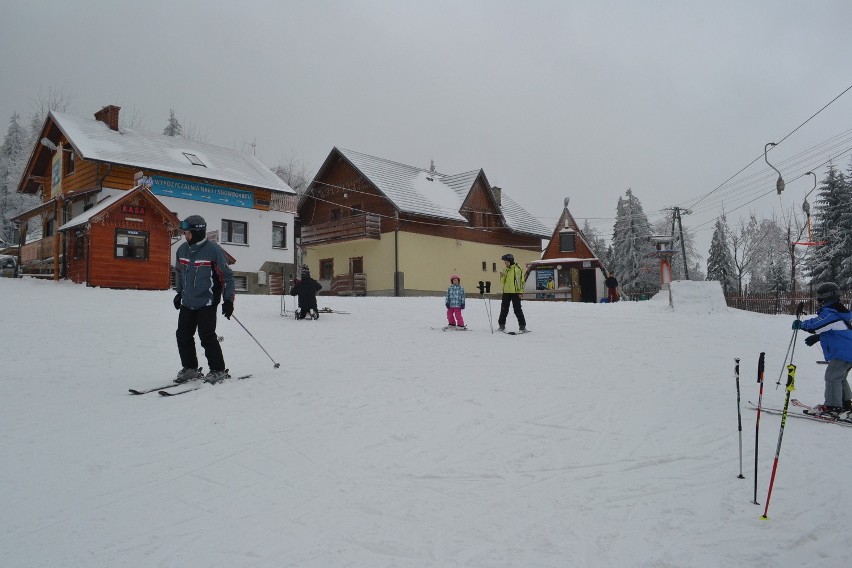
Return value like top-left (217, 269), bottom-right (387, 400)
top-left (129, 374), bottom-right (252, 397)
top-left (749, 398), bottom-right (852, 428)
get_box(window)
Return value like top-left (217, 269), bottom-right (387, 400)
top-left (482, 261), bottom-right (487, 271)
top-left (272, 222), bottom-right (287, 249)
top-left (330, 208), bottom-right (341, 221)
top-left (74, 229), bottom-right (84, 259)
top-left (234, 275), bottom-right (248, 292)
top-left (350, 203), bottom-right (363, 216)
top-left (183, 152), bottom-right (206, 167)
top-left (221, 219), bottom-right (248, 244)
top-left (492, 262), bottom-right (497, 272)
top-left (349, 257), bottom-right (363, 274)
top-left (115, 229), bottom-right (148, 260)
top-left (559, 232), bottom-right (576, 252)
top-left (64, 151), bottom-right (75, 176)
top-left (320, 258), bottom-right (334, 280)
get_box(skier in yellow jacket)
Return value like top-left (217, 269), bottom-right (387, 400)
top-left (498, 253), bottom-right (527, 332)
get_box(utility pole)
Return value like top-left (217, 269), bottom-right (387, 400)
top-left (670, 207), bottom-right (691, 280)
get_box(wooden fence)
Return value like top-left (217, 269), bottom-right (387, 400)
top-left (724, 290), bottom-right (851, 315)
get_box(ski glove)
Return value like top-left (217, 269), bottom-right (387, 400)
top-left (173, 293), bottom-right (182, 310)
top-left (805, 334), bottom-right (820, 347)
top-left (461, 303), bottom-right (465, 309)
top-left (792, 319), bottom-right (802, 330)
top-left (222, 299), bottom-right (234, 319)
top-left (446, 303), bottom-right (450, 309)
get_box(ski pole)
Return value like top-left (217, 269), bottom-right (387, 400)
top-left (776, 302), bottom-right (806, 388)
top-left (761, 363), bottom-right (796, 520)
top-left (735, 358), bottom-right (745, 479)
top-left (753, 352), bottom-right (765, 504)
top-left (231, 315), bottom-right (281, 369)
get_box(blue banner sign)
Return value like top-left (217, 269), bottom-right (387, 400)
top-left (150, 176), bottom-right (254, 208)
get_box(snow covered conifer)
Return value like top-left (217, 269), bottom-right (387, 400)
top-left (163, 109), bottom-right (183, 137)
top-left (706, 214), bottom-right (736, 294)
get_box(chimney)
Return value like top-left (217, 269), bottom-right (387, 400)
top-left (492, 186), bottom-right (502, 207)
top-left (94, 105), bottom-right (121, 131)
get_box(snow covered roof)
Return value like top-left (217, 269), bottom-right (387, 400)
top-left (335, 148), bottom-right (549, 238)
top-left (58, 194), bottom-right (116, 231)
top-left (51, 111), bottom-right (295, 195)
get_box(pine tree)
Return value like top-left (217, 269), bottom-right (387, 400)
top-left (805, 164), bottom-right (849, 286)
top-left (0, 113), bottom-right (30, 243)
top-left (580, 219), bottom-right (607, 261)
top-left (835, 160), bottom-right (852, 288)
top-left (610, 188), bottom-right (657, 294)
top-left (706, 214), bottom-right (736, 294)
top-left (163, 109), bottom-right (183, 137)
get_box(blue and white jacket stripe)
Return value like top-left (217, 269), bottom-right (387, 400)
top-left (800, 303), bottom-right (852, 363)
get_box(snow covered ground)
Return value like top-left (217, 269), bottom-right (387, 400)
top-left (1, 278), bottom-right (850, 567)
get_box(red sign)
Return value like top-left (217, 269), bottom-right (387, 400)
top-left (122, 205), bottom-right (146, 215)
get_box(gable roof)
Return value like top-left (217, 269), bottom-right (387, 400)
top-left (323, 148), bottom-right (549, 238)
top-left (48, 111), bottom-right (295, 194)
top-left (58, 185), bottom-right (180, 232)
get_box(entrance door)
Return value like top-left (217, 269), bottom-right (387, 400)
top-left (578, 269), bottom-right (597, 303)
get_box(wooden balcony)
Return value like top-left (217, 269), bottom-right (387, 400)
top-left (331, 273), bottom-right (366, 296)
top-left (301, 213), bottom-right (381, 245)
top-left (20, 236), bottom-right (56, 263)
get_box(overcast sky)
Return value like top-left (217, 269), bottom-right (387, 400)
top-left (3, 0), bottom-right (851, 256)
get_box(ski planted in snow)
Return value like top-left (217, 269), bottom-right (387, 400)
top-left (749, 399), bottom-right (852, 427)
top-left (158, 374), bottom-right (252, 397)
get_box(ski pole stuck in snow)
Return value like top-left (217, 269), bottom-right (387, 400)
top-left (231, 315), bottom-right (281, 368)
top-left (734, 358), bottom-right (745, 480)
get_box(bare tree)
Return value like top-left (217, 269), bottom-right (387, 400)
top-left (272, 151), bottom-right (310, 194)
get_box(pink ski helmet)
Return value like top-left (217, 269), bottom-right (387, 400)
top-left (450, 274), bottom-right (461, 284)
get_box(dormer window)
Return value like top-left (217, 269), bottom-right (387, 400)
top-left (183, 152), bottom-right (206, 167)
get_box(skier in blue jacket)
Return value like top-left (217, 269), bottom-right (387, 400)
top-left (173, 215), bottom-right (235, 384)
top-left (795, 282), bottom-right (852, 415)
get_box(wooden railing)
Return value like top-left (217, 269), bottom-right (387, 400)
top-left (20, 236), bottom-right (56, 264)
top-left (301, 213), bottom-right (381, 245)
top-left (724, 290), bottom-right (851, 315)
top-left (331, 273), bottom-right (367, 296)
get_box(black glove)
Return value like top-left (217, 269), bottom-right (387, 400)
top-left (805, 334), bottom-right (820, 347)
top-left (446, 303), bottom-right (450, 309)
top-left (222, 299), bottom-right (234, 319)
top-left (173, 293), bottom-right (182, 310)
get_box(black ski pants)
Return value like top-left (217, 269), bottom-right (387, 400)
top-left (176, 304), bottom-right (225, 372)
top-left (498, 293), bottom-right (526, 328)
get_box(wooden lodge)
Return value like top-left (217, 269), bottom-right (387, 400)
top-left (12, 105), bottom-right (297, 292)
top-left (298, 147), bottom-right (551, 296)
top-left (525, 199), bottom-right (607, 302)
top-left (58, 186), bottom-right (180, 289)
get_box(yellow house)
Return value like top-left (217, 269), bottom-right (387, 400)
top-left (298, 148), bottom-right (550, 296)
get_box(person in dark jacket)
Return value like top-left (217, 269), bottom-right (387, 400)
top-left (291, 266), bottom-right (322, 319)
top-left (795, 282), bottom-right (852, 415)
top-left (173, 215), bottom-right (235, 384)
top-left (605, 273), bottom-right (619, 303)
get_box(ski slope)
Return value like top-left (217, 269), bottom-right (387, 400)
top-left (0, 278), bottom-right (849, 567)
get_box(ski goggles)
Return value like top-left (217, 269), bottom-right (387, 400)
top-left (179, 220), bottom-right (206, 231)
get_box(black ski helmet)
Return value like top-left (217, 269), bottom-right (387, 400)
top-left (816, 282), bottom-right (840, 304)
top-left (180, 215), bottom-right (207, 244)
top-left (501, 253), bottom-right (514, 264)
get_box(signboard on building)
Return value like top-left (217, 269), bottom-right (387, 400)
top-left (150, 176), bottom-right (255, 208)
top-left (51, 152), bottom-right (62, 198)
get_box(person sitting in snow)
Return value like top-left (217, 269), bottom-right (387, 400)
top-left (794, 281), bottom-right (852, 416)
top-left (445, 274), bottom-right (466, 329)
top-left (290, 265), bottom-right (322, 319)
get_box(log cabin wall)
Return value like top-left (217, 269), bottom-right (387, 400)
top-left (303, 156), bottom-right (399, 230)
top-left (85, 211), bottom-right (174, 290)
